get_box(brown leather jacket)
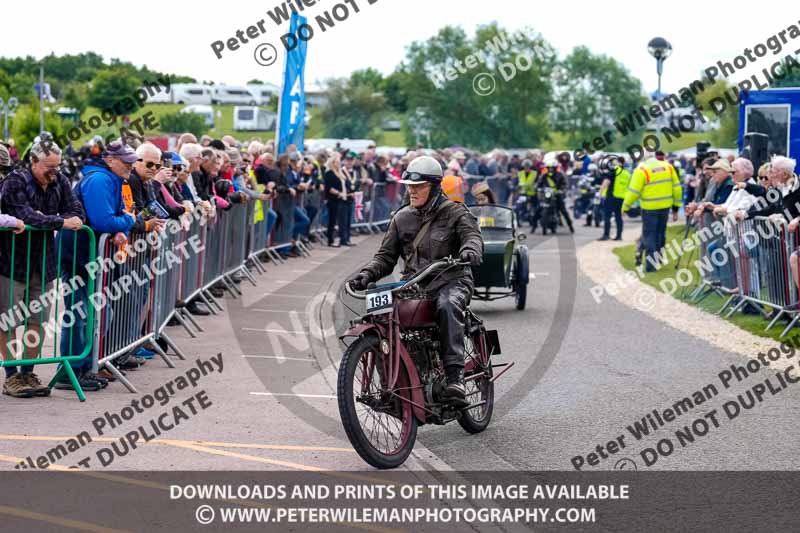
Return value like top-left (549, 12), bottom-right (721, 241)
top-left (361, 193), bottom-right (483, 290)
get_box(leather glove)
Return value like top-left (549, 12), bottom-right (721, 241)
top-left (349, 272), bottom-right (371, 291)
top-left (460, 250), bottom-right (481, 266)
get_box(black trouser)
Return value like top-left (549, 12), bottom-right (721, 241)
top-left (338, 201), bottom-right (353, 244)
top-left (641, 208), bottom-right (670, 272)
top-left (603, 196), bottom-right (623, 239)
top-left (527, 196), bottom-right (540, 230)
top-left (326, 198), bottom-right (340, 245)
top-left (435, 279), bottom-right (472, 372)
top-left (556, 195), bottom-right (573, 230)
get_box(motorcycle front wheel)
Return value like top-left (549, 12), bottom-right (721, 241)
top-left (337, 335), bottom-right (418, 469)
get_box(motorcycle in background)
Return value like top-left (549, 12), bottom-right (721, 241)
top-left (537, 186), bottom-right (558, 235)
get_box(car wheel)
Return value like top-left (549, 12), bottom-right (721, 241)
top-left (514, 247), bottom-right (529, 310)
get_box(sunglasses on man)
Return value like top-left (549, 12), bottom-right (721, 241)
top-left (138, 159), bottom-right (162, 170)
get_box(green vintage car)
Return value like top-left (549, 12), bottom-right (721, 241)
top-left (468, 204), bottom-right (530, 310)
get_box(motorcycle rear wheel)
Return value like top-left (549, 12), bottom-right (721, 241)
top-left (337, 336), bottom-right (418, 469)
top-left (458, 331), bottom-right (495, 434)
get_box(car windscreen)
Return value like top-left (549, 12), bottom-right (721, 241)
top-left (468, 205), bottom-right (514, 229)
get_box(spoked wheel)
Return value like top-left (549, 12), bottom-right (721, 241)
top-left (337, 336), bottom-right (417, 469)
top-left (458, 330), bottom-right (494, 434)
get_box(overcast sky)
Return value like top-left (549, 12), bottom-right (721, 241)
top-left (3, 0), bottom-right (793, 95)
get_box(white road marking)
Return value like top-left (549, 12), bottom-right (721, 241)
top-left (251, 308), bottom-right (309, 314)
top-left (530, 272), bottom-right (550, 279)
top-left (250, 392), bottom-right (336, 399)
top-left (243, 355), bottom-right (316, 362)
top-left (260, 293), bottom-right (314, 299)
top-left (242, 327), bottom-right (308, 335)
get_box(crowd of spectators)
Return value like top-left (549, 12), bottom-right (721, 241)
top-left (1, 127), bottom-right (798, 397)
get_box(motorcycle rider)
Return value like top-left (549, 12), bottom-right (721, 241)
top-left (348, 156), bottom-right (484, 405)
top-left (537, 158), bottom-right (574, 233)
top-left (517, 159), bottom-right (539, 229)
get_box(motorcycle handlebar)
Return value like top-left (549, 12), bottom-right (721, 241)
top-left (344, 282), bottom-right (365, 299)
top-left (345, 257), bottom-right (470, 300)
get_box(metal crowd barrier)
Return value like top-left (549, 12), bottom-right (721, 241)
top-left (93, 231), bottom-right (180, 393)
top-left (225, 201), bottom-right (259, 288)
top-left (247, 198), bottom-right (274, 272)
top-left (0, 226), bottom-right (97, 401)
top-left (175, 214), bottom-right (217, 325)
top-left (366, 179), bottom-right (402, 231)
top-left (687, 214), bottom-right (734, 303)
top-left (272, 192), bottom-right (296, 252)
top-left (306, 184), bottom-right (327, 240)
top-left (707, 216), bottom-right (800, 337)
top-left (1, 187), bottom-right (344, 400)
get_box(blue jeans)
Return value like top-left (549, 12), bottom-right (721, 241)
top-left (641, 208), bottom-right (670, 272)
top-left (264, 207), bottom-right (278, 238)
top-left (292, 206), bottom-right (310, 240)
top-left (304, 204), bottom-right (318, 236)
top-left (708, 238), bottom-right (736, 288)
top-left (59, 273), bottom-right (91, 372)
top-left (339, 201), bottom-right (353, 244)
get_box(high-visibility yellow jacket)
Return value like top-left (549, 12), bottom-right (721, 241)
top-left (603, 168), bottom-right (631, 200)
top-left (518, 170), bottom-right (537, 197)
top-left (622, 159), bottom-right (682, 211)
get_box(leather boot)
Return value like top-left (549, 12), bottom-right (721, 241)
top-left (186, 300), bottom-right (210, 316)
top-left (442, 366), bottom-right (468, 407)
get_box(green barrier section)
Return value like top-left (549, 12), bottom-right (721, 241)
top-left (0, 225), bottom-right (96, 401)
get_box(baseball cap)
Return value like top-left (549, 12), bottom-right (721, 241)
top-left (104, 141), bottom-right (138, 164)
top-left (288, 151), bottom-right (302, 161)
top-left (166, 151), bottom-right (187, 167)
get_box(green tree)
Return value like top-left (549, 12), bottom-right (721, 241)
top-left (770, 57), bottom-right (800, 88)
top-left (400, 23), bottom-right (557, 150)
top-left (158, 111), bottom-right (208, 138)
top-left (694, 80), bottom-right (738, 146)
top-left (553, 46), bottom-right (647, 150)
top-left (8, 72), bottom-right (37, 105)
top-left (320, 77), bottom-right (387, 140)
top-left (62, 83), bottom-right (89, 117)
top-left (383, 70), bottom-right (410, 113)
top-left (88, 67), bottom-right (143, 116)
top-left (350, 68), bottom-right (384, 91)
top-left (9, 102), bottom-right (68, 149)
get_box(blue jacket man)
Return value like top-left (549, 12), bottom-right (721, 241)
top-left (55, 141), bottom-right (140, 390)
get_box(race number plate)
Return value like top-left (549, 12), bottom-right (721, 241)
top-left (366, 288), bottom-right (393, 315)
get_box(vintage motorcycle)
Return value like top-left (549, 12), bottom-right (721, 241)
top-left (537, 186), bottom-right (558, 235)
top-left (339, 257), bottom-right (513, 469)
